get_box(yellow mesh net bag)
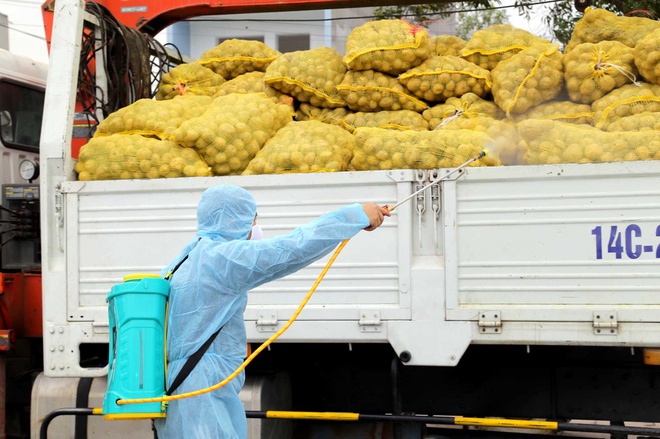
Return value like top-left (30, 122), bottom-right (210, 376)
top-left (491, 43), bottom-right (564, 116)
top-left (264, 47), bottom-right (347, 108)
top-left (605, 111), bottom-right (660, 132)
top-left (339, 110), bottom-right (429, 133)
top-left (509, 101), bottom-right (594, 125)
top-left (518, 119), bottom-right (660, 164)
top-left (94, 95), bottom-right (213, 139)
top-left (563, 41), bottom-right (639, 104)
top-left (591, 83), bottom-right (660, 129)
top-left (170, 93), bottom-right (293, 175)
top-left (336, 70), bottom-right (427, 112)
top-left (344, 19), bottom-right (431, 75)
top-left (75, 134), bottom-right (211, 180)
top-left (460, 24), bottom-right (550, 70)
top-left (430, 35), bottom-right (467, 56)
top-left (294, 104), bottom-right (353, 125)
top-left (213, 71), bottom-right (292, 106)
top-left (398, 55), bottom-right (492, 102)
top-left (565, 8), bottom-right (660, 53)
top-left (243, 120), bottom-right (354, 175)
top-left (634, 29), bottom-right (660, 85)
top-left (435, 116), bottom-right (527, 166)
top-left (197, 39), bottom-right (281, 80)
top-left (155, 64), bottom-right (226, 100)
top-left (423, 93), bottom-right (504, 129)
top-left (350, 127), bottom-right (501, 171)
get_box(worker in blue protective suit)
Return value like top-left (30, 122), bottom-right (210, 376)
top-left (153, 184), bottom-right (390, 439)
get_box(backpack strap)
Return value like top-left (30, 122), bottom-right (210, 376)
top-left (165, 326), bottom-right (222, 396)
top-left (163, 240), bottom-right (224, 396)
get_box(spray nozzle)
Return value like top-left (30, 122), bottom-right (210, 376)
top-left (478, 149), bottom-right (488, 159)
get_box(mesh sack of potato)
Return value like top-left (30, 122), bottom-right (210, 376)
top-left (435, 116), bottom-right (527, 166)
top-left (213, 71), bottom-right (293, 106)
top-left (197, 39), bottom-right (281, 80)
top-left (591, 83), bottom-right (660, 129)
top-left (423, 93), bottom-right (504, 129)
top-left (243, 120), bottom-right (354, 175)
top-left (509, 100), bottom-right (594, 125)
top-left (75, 134), bottom-right (211, 181)
top-left (491, 43), bottom-right (564, 116)
top-left (518, 119), bottom-right (660, 164)
top-left (564, 41), bottom-right (639, 104)
top-left (170, 93), bottom-right (293, 175)
top-left (430, 35), bottom-right (467, 56)
top-left (294, 103), bottom-right (353, 126)
top-left (344, 19), bottom-right (431, 75)
top-left (634, 29), bottom-right (660, 85)
top-left (264, 47), bottom-right (346, 108)
top-left (155, 63), bottom-right (226, 101)
top-left (339, 110), bottom-right (429, 133)
top-left (350, 127), bottom-right (501, 171)
top-left (336, 70), bottom-right (427, 112)
top-left (398, 55), bottom-right (492, 103)
top-left (605, 111), bottom-right (660, 132)
top-left (460, 24), bottom-right (550, 70)
top-left (565, 8), bottom-right (660, 53)
top-left (94, 95), bottom-right (213, 139)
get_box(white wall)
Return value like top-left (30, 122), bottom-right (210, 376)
top-left (163, 8), bottom-right (458, 61)
top-left (0, 0), bottom-right (48, 64)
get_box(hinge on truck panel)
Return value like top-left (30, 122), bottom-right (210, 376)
top-left (430, 171), bottom-right (441, 248)
top-left (256, 311), bottom-right (278, 332)
top-left (413, 170), bottom-right (428, 248)
top-left (593, 311), bottom-right (618, 335)
top-left (359, 311), bottom-right (382, 333)
top-left (478, 311), bottom-right (502, 334)
top-left (54, 190), bottom-right (64, 252)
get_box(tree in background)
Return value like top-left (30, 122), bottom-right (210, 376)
top-left (455, 8), bottom-right (509, 40)
top-left (374, 2), bottom-right (493, 25)
top-left (546, 0), bottom-right (659, 45)
top-left (374, 1), bottom-right (660, 46)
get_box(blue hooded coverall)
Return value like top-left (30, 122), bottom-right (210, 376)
top-left (154, 185), bottom-right (370, 438)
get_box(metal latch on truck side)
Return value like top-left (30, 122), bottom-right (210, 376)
top-left (359, 311), bottom-right (381, 332)
top-left (593, 311), bottom-right (618, 335)
top-left (478, 311), bottom-right (502, 334)
top-left (256, 311), bottom-right (278, 332)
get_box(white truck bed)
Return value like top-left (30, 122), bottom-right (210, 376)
top-left (41, 160), bottom-right (660, 377)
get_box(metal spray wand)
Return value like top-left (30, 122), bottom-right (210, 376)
top-left (386, 149), bottom-right (489, 212)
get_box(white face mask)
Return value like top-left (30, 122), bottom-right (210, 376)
top-left (249, 224), bottom-right (264, 240)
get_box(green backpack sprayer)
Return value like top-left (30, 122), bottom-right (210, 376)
top-left (103, 273), bottom-right (170, 420)
top-left (100, 151), bottom-right (488, 421)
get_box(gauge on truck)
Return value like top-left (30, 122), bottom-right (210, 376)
top-left (19, 159), bottom-right (39, 182)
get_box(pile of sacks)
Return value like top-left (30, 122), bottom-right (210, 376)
top-left (77, 9), bottom-right (660, 180)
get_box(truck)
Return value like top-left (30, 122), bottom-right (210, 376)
top-left (29, 0), bottom-right (660, 438)
top-left (0, 48), bottom-right (47, 439)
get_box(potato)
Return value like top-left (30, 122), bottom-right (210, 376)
top-left (399, 55), bottom-right (492, 102)
top-left (243, 120), bottom-right (354, 174)
top-left (197, 39), bottom-right (281, 79)
top-left (337, 70), bottom-right (427, 112)
top-left (76, 134), bottom-right (211, 180)
top-left (344, 19), bottom-right (430, 75)
top-left (156, 63), bottom-right (226, 100)
top-left (264, 47), bottom-right (347, 108)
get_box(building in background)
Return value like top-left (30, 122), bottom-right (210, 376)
top-left (162, 7), bottom-right (456, 58)
top-left (0, 13), bottom-right (8, 51)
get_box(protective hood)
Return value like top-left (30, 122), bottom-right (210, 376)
top-left (196, 185), bottom-right (257, 241)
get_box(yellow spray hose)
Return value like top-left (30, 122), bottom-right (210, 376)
top-left (116, 150), bottom-right (487, 407)
top-left (117, 238), bottom-right (352, 406)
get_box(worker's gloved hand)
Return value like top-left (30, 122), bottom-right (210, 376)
top-left (362, 203), bottom-right (391, 231)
